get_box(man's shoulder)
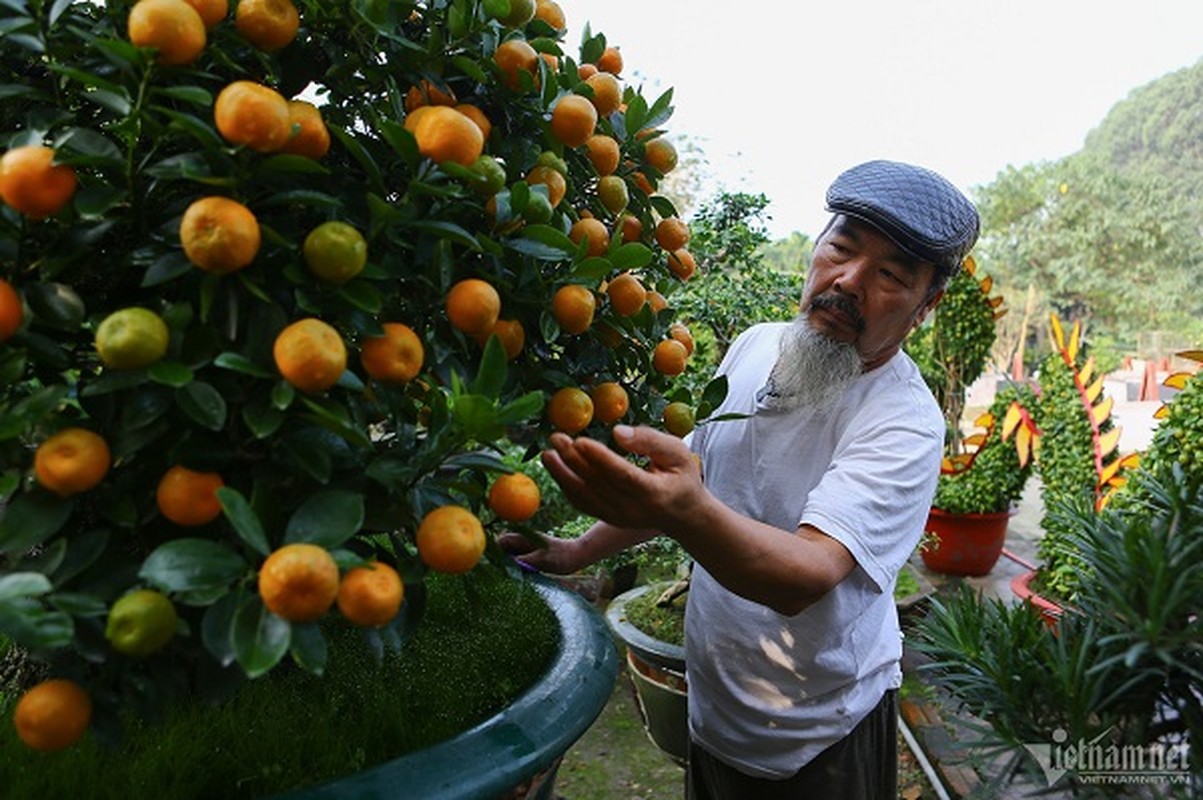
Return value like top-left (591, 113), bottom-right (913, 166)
top-left (855, 351), bottom-right (943, 428)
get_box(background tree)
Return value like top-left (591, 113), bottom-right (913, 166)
top-left (973, 58), bottom-right (1203, 358)
top-left (672, 192), bottom-right (804, 395)
top-left (759, 230), bottom-right (812, 274)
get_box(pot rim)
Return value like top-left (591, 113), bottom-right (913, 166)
top-left (606, 582), bottom-right (687, 671)
top-left (273, 573), bottom-right (618, 799)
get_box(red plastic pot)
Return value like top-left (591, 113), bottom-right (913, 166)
top-left (920, 507), bottom-right (1012, 576)
top-left (1009, 568), bottom-right (1064, 631)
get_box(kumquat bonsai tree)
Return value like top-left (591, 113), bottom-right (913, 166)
top-left (0, 0), bottom-right (719, 768)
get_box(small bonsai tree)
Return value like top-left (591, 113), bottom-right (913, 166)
top-left (1028, 315), bottom-right (1136, 600)
top-left (1122, 351), bottom-right (1203, 490)
top-left (906, 256), bottom-right (1004, 457)
top-left (931, 383), bottom-right (1038, 515)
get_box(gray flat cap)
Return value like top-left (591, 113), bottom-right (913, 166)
top-left (825, 160), bottom-right (979, 278)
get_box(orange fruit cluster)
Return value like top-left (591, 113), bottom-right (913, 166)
top-left (2, 0), bottom-right (711, 747)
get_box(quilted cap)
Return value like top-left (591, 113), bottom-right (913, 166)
top-left (825, 160), bottom-right (979, 280)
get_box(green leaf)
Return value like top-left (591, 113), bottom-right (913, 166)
top-left (406, 220), bottom-right (481, 251)
top-left (22, 281), bottom-right (86, 331)
top-left (482, 0), bottom-right (508, 17)
top-left (284, 491), bottom-right (364, 549)
top-left (610, 242), bottom-right (653, 270)
top-left (0, 572), bottom-right (52, 602)
top-left (80, 368), bottom-right (148, 397)
top-left (259, 189), bottom-right (342, 209)
top-left (51, 528), bottom-right (109, 586)
top-left (643, 87), bottom-right (675, 130)
top-left (472, 335), bottom-right (507, 398)
top-left (139, 538), bottom-right (248, 594)
top-left (377, 118), bottom-right (418, 164)
top-left (289, 622), bottom-right (328, 675)
top-left (242, 396), bottom-right (285, 439)
top-left (495, 390), bottom-right (545, 426)
top-left (299, 396), bottom-right (371, 446)
top-left (443, 450), bottom-right (507, 471)
top-left (0, 603), bottom-right (73, 649)
top-left (623, 94), bottom-right (649, 135)
top-left (259, 154), bottom-right (331, 175)
top-left (580, 29), bottom-right (605, 65)
top-left (154, 85), bottom-right (212, 106)
top-left (216, 487), bottom-right (271, 556)
top-left (154, 108), bottom-right (225, 150)
top-left (519, 224), bottom-right (575, 252)
top-left (271, 380), bottom-right (296, 410)
top-left (509, 180), bottom-right (530, 212)
top-left (5, 385), bottom-right (69, 432)
top-left (451, 54), bottom-right (489, 84)
top-left (571, 256), bottom-right (612, 280)
top-left (75, 185), bottom-right (126, 218)
top-left (335, 281), bottom-right (383, 314)
top-left (139, 251), bottom-right (191, 288)
top-left (699, 375), bottom-right (729, 416)
top-left (201, 590), bottom-right (241, 665)
top-left (280, 433), bottom-right (332, 483)
top-left (49, 592), bottom-right (107, 617)
top-left (57, 126), bottom-right (122, 163)
top-left (149, 360), bottom-right (194, 387)
top-left (5, 32), bottom-right (44, 54)
top-left (0, 350), bottom-right (26, 387)
top-left (0, 493), bottom-right (74, 555)
top-left (0, 83), bottom-right (42, 101)
top-left (505, 237), bottom-right (574, 261)
top-left (453, 394), bottom-right (503, 442)
top-left (47, 0), bottom-right (73, 27)
top-left (145, 152), bottom-right (213, 181)
top-left (330, 127), bottom-right (384, 195)
top-left (649, 195), bottom-right (679, 219)
top-left (214, 352), bottom-right (274, 378)
top-left (232, 596), bottom-right (291, 679)
top-left (176, 381), bottom-right (227, 430)
top-left (21, 536), bottom-right (66, 576)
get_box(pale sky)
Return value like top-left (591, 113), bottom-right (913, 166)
top-left (561, 1), bottom-right (1203, 239)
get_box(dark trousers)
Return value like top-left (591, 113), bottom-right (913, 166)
top-left (686, 689), bottom-right (898, 800)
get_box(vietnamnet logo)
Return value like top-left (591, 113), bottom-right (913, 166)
top-left (1023, 727), bottom-right (1191, 787)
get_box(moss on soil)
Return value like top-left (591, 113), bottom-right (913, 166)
top-left (0, 570), bottom-right (558, 800)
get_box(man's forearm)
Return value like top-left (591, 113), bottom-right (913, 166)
top-left (575, 520), bottom-right (661, 568)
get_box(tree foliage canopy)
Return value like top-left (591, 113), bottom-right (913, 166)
top-left (973, 59), bottom-right (1203, 348)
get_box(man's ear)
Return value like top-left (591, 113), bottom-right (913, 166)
top-left (912, 288), bottom-right (945, 330)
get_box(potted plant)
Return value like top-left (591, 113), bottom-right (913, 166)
top-left (606, 578), bottom-right (689, 766)
top-left (912, 348), bottom-right (1203, 794)
top-left (907, 256), bottom-right (1003, 460)
top-left (0, 0), bottom-right (712, 786)
top-left (1010, 315), bottom-right (1138, 615)
top-left (0, 570), bottom-right (617, 799)
top-left (914, 460), bottom-right (1202, 795)
top-left (906, 256), bottom-right (1035, 576)
top-left (921, 383), bottom-right (1037, 575)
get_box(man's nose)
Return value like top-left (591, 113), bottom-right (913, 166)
top-left (833, 258), bottom-right (869, 301)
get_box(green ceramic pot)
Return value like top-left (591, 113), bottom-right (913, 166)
top-left (275, 575), bottom-right (619, 799)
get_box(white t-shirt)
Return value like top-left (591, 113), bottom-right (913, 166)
top-left (685, 322), bottom-right (943, 779)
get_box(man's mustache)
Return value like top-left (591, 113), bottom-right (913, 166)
top-left (808, 294), bottom-right (866, 333)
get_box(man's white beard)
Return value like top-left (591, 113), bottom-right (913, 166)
top-left (761, 314), bottom-right (863, 413)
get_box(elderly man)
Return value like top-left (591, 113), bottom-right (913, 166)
top-left (506, 160), bottom-right (979, 798)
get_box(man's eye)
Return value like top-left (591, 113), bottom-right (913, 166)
top-left (882, 269), bottom-right (906, 286)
